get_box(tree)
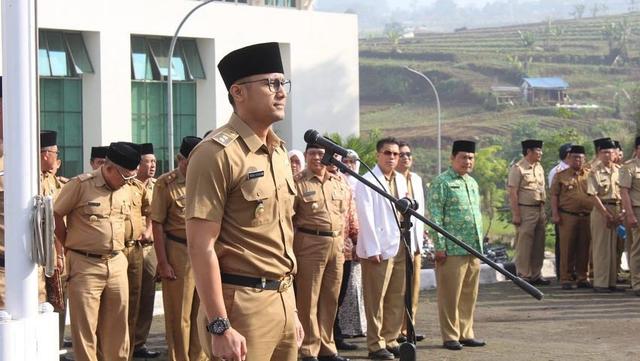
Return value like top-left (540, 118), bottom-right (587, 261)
top-left (326, 129), bottom-right (382, 175)
top-left (571, 4), bottom-right (586, 19)
top-left (601, 17), bottom-right (634, 65)
top-left (384, 22), bottom-right (404, 54)
top-left (473, 145), bottom-right (508, 225)
top-left (517, 30), bottom-right (536, 73)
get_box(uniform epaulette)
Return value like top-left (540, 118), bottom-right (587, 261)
top-left (210, 127), bottom-right (239, 147)
top-left (165, 170), bottom-right (179, 184)
top-left (76, 173), bottom-right (94, 182)
top-left (293, 171), bottom-right (305, 182)
top-left (58, 176), bottom-right (69, 184)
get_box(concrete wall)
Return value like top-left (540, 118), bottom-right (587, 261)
top-left (0, 0), bottom-right (359, 169)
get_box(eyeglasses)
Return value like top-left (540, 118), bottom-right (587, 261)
top-left (306, 149), bottom-right (325, 157)
top-left (399, 152), bottom-right (412, 159)
top-left (381, 150), bottom-right (400, 157)
top-left (116, 166), bottom-right (137, 181)
top-left (236, 78), bottom-right (291, 94)
top-left (41, 150), bottom-right (59, 155)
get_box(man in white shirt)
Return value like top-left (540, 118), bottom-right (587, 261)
top-left (548, 143), bottom-right (572, 279)
top-left (356, 137), bottom-right (408, 360)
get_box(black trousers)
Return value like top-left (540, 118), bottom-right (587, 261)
top-left (333, 260), bottom-right (352, 340)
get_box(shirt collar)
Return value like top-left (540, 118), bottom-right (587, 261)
top-left (94, 168), bottom-right (107, 188)
top-left (229, 113), bottom-right (284, 154)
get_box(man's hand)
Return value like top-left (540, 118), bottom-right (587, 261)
top-left (56, 255), bottom-right (64, 273)
top-left (512, 214), bottom-right (522, 226)
top-left (211, 328), bottom-right (247, 361)
top-left (343, 238), bottom-right (353, 255)
top-left (368, 255), bottom-right (381, 263)
top-left (627, 213), bottom-right (639, 229)
top-left (435, 251), bottom-right (447, 266)
top-left (551, 214), bottom-right (561, 225)
top-left (295, 313), bottom-right (305, 347)
top-left (157, 261), bottom-right (177, 280)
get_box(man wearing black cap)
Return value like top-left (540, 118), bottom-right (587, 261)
top-left (428, 140), bottom-right (485, 351)
top-left (621, 136), bottom-right (640, 297)
top-left (132, 143), bottom-right (161, 359)
top-left (186, 42), bottom-right (303, 361)
top-left (54, 142), bottom-right (141, 361)
top-left (550, 145), bottom-right (593, 290)
top-left (152, 136), bottom-right (206, 361)
top-left (587, 137), bottom-right (625, 293)
top-left (89, 146), bottom-right (108, 170)
top-left (548, 143), bottom-right (573, 280)
top-left (508, 139), bottom-right (549, 285)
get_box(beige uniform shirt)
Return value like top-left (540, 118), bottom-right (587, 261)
top-left (185, 114), bottom-right (297, 280)
top-left (41, 171), bottom-right (63, 199)
top-left (150, 169), bottom-right (187, 239)
top-left (550, 167), bottom-right (593, 213)
top-left (54, 169), bottom-right (134, 253)
top-left (293, 169), bottom-right (350, 233)
top-left (124, 178), bottom-right (152, 241)
top-left (508, 158), bottom-right (546, 204)
top-left (619, 158), bottom-right (640, 206)
top-left (587, 162), bottom-right (621, 201)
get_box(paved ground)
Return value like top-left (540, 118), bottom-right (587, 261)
top-left (63, 280), bottom-right (640, 360)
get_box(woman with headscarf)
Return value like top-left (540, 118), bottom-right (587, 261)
top-left (288, 149), bottom-right (305, 176)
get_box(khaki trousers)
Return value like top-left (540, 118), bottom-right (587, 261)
top-left (162, 240), bottom-right (206, 361)
top-left (294, 232), bottom-right (344, 357)
top-left (558, 213), bottom-right (591, 283)
top-left (435, 255), bottom-right (480, 342)
top-left (401, 253), bottom-right (422, 335)
top-left (515, 205), bottom-right (546, 280)
top-left (629, 209), bottom-right (640, 291)
top-left (134, 244), bottom-right (158, 349)
top-left (197, 284), bottom-right (298, 361)
top-left (361, 244), bottom-right (406, 353)
top-left (67, 251), bottom-right (129, 361)
top-left (590, 205), bottom-right (620, 288)
top-left (123, 243), bottom-right (143, 359)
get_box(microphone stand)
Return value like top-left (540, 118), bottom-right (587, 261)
top-left (321, 151), bottom-right (544, 360)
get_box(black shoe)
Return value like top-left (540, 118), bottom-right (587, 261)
top-left (593, 287), bottom-right (612, 293)
top-left (416, 334), bottom-right (425, 342)
top-left (396, 335), bottom-right (407, 343)
top-left (132, 345), bottom-right (160, 359)
top-left (561, 283), bottom-right (573, 290)
top-left (335, 339), bottom-right (359, 350)
top-left (386, 345), bottom-right (400, 357)
top-left (302, 358), bottom-right (319, 361)
top-left (460, 338), bottom-right (486, 347)
top-left (318, 355), bottom-right (350, 361)
top-left (633, 290), bottom-right (640, 297)
top-left (530, 277), bottom-right (551, 286)
top-left (609, 286), bottom-right (626, 292)
top-left (368, 348), bottom-right (395, 360)
top-left (62, 338), bottom-right (72, 348)
top-left (576, 281), bottom-right (592, 289)
top-left (443, 340), bottom-right (463, 350)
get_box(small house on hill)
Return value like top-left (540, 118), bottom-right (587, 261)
top-left (521, 77), bottom-right (569, 104)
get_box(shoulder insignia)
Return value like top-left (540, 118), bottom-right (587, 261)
top-left (77, 173), bottom-right (94, 182)
top-left (58, 176), bottom-right (69, 184)
top-left (293, 172), bottom-right (305, 182)
top-left (211, 128), bottom-right (239, 147)
top-left (165, 170), bottom-right (179, 184)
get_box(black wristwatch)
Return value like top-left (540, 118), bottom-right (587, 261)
top-left (206, 317), bottom-right (231, 335)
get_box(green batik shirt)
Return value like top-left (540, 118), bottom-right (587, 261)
top-left (427, 168), bottom-right (483, 256)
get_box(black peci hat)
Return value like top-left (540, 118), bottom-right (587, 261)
top-left (521, 139), bottom-right (543, 151)
top-left (180, 136), bottom-right (202, 158)
top-left (613, 140), bottom-right (622, 150)
top-left (107, 142), bottom-right (141, 171)
top-left (593, 137), bottom-right (615, 151)
top-left (569, 145), bottom-right (586, 154)
top-left (40, 130), bottom-right (57, 148)
top-left (452, 140), bottom-right (476, 154)
top-left (91, 146), bottom-right (108, 159)
top-left (218, 42), bottom-right (284, 91)
top-left (140, 143), bottom-right (154, 155)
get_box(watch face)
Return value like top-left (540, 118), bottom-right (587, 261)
top-left (209, 318), bottom-right (230, 335)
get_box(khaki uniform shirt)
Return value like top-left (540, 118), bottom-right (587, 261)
top-left (293, 169), bottom-right (350, 233)
top-left (124, 178), bottom-right (152, 241)
top-left (150, 169), bottom-right (187, 239)
top-left (41, 171), bottom-right (63, 199)
top-left (619, 158), bottom-right (640, 206)
top-left (508, 158), bottom-right (546, 204)
top-left (185, 114), bottom-right (296, 280)
top-left (54, 169), bottom-right (135, 253)
top-left (587, 162), bottom-right (621, 201)
top-left (550, 167), bottom-right (593, 213)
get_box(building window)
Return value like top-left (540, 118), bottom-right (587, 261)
top-left (131, 36), bottom-right (203, 174)
top-left (39, 30), bottom-right (92, 178)
top-left (265, 0), bottom-right (296, 7)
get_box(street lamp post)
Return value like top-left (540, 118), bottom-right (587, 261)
top-left (405, 66), bottom-right (442, 174)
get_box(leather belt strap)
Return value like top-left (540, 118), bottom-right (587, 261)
top-left (124, 240), bottom-right (137, 248)
top-left (518, 203), bottom-right (543, 207)
top-left (559, 209), bottom-right (590, 217)
top-left (166, 233), bottom-right (187, 245)
top-left (221, 273), bottom-right (294, 293)
top-left (602, 200), bottom-right (621, 205)
top-left (68, 248), bottom-right (120, 260)
top-left (139, 240), bottom-right (154, 247)
top-left (297, 227), bottom-right (341, 237)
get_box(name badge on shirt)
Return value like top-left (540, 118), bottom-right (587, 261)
top-left (303, 191), bottom-right (316, 197)
top-left (87, 201), bottom-right (101, 206)
top-left (247, 170), bottom-right (265, 180)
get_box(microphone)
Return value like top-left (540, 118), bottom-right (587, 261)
top-left (303, 129), bottom-right (357, 158)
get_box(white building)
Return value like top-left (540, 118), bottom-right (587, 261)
top-left (0, 0), bottom-right (360, 175)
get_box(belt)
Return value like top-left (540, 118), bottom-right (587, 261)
top-left (166, 233), bottom-right (187, 245)
top-left (139, 240), bottom-right (154, 247)
top-left (69, 249), bottom-right (120, 260)
top-left (559, 209), bottom-right (590, 217)
top-left (0, 256), bottom-right (4, 268)
top-left (602, 200), bottom-right (621, 205)
top-left (298, 227), bottom-right (341, 237)
top-left (124, 240), bottom-right (137, 248)
top-left (518, 203), bottom-right (543, 207)
top-left (221, 273), bottom-right (294, 293)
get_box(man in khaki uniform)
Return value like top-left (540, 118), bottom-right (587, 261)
top-left (620, 136), bottom-right (640, 297)
top-left (54, 142), bottom-right (141, 361)
top-left (89, 146), bottom-right (108, 170)
top-left (508, 139), bottom-right (550, 285)
top-left (550, 145), bottom-right (593, 290)
top-left (588, 138), bottom-right (625, 293)
top-left (186, 42), bottom-right (304, 361)
top-left (132, 143), bottom-right (161, 358)
top-left (293, 144), bottom-right (350, 361)
top-left (152, 136), bottom-right (205, 361)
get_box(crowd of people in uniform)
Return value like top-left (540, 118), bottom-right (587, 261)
top-left (0, 41), bottom-right (639, 361)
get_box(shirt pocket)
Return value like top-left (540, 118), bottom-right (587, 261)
top-left (240, 179), bottom-right (275, 226)
top-left (522, 172), bottom-right (538, 190)
top-left (84, 203), bottom-right (110, 221)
